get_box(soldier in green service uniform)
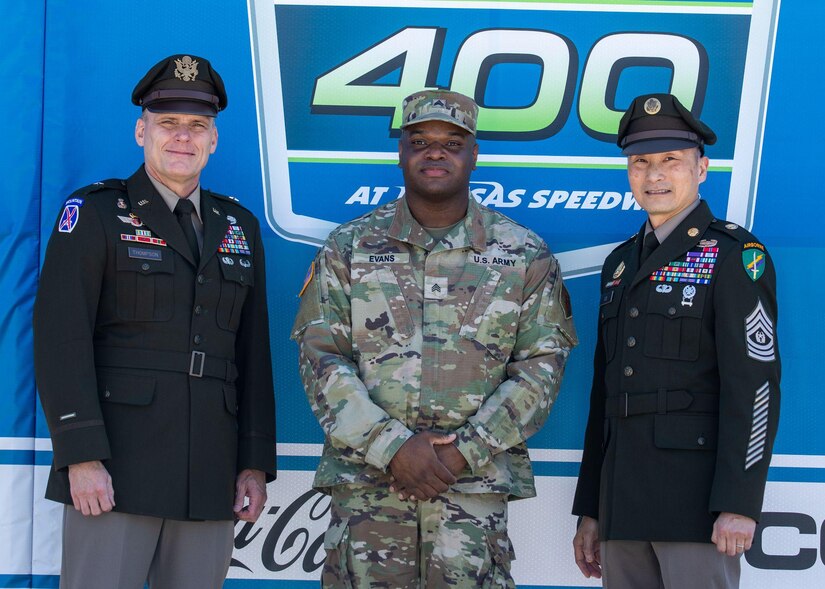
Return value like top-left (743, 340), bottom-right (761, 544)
top-left (34, 54), bottom-right (276, 589)
top-left (293, 90), bottom-right (577, 588)
top-left (572, 94), bottom-right (781, 589)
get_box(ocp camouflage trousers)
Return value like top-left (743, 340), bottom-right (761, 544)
top-left (322, 485), bottom-right (515, 589)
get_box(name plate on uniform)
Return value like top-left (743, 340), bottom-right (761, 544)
top-left (352, 252), bottom-right (410, 264)
top-left (128, 247), bottom-right (162, 261)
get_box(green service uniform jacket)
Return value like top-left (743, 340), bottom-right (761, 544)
top-left (34, 166), bottom-right (276, 521)
top-left (573, 200), bottom-right (780, 542)
top-left (292, 196), bottom-right (577, 498)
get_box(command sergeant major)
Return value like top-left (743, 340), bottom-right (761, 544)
top-left (572, 93), bottom-right (781, 589)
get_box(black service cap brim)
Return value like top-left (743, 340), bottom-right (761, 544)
top-left (622, 138), bottom-right (701, 156)
top-left (145, 100), bottom-right (218, 117)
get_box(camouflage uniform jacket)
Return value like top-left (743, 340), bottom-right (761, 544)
top-left (292, 196), bottom-right (577, 498)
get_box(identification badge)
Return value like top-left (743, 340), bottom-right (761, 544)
top-left (352, 252), bottom-right (410, 264)
top-left (128, 247), bottom-right (162, 261)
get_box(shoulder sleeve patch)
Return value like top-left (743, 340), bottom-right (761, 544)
top-left (299, 261), bottom-right (315, 297)
top-left (741, 246), bottom-right (767, 281)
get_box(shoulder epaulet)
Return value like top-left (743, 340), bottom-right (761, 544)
top-left (612, 233), bottom-right (637, 252)
top-left (71, 178), bottom-right (127, 198)
top-left (709, 219), bottom-right (759, 244)
top-left (207, 190), bottom-right (252, 211)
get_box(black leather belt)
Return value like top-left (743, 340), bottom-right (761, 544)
top-left (605, 390), bottom-right (718, 418)
top-left (95, 346), bottom-right (238, 381)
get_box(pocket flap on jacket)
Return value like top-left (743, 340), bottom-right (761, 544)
top-left (654, 414), bottom-right (717, 450)
top-left (223, 383), bottom-right (238, 416)
top-left (323, 517), bottom-right (350, 549)
top-left (485, 530), bottom-right (515, 566)
top-left (97, 371), bottom-right (155, 406)
top-left (219, 258), bottom-right (255, 287)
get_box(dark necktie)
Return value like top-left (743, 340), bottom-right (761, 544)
top-left (174, 198), bottom-right (200, 264)
top-left (640, 231), bottom-right (659, 264)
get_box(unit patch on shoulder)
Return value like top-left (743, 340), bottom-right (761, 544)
top-left (299, 261), bottom-right (315, 297)
top-left (58, 198), bottom-right (84, 233)
top-left (745, 299), bottom-right (775, 362)
top-left (742, 248), bottom-right (765, 281)
top-left (558, 282), bottom-right (573, 320)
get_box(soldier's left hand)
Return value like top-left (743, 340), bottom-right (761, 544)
top-left (711, 512), bottom-right (756, 556)
top-left (234, 469), bottom-right (267, 522)
top-left (391, 440), bottom-right (468, 499)
top-left (434, 441), bottom-right (468, 476)
top-left (389, 432), bottom-right (457, 501)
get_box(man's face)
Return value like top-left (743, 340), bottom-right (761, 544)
top-left (135, 111), bottom-right (218, 192)
top-left (627, 147), bottom-right (708, 226)
top-left (398, 120), bottom-right (478, 202)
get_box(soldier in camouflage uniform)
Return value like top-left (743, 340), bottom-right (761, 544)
top-left (292, 90), bottom-right (577, 588)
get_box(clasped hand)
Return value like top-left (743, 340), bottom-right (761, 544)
top-left (388, 432), bottom-right (467, 501)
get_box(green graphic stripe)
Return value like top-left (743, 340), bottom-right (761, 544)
top-left (289, 157), bottom-right (398, 165)
top-left (287, 156), bottom-right (732, 172)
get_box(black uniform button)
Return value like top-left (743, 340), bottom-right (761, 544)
top-left (141, 263), bottom-right (150, 271)
top-left (197, 274), bottom-right (205, 285)
top-left (668, 307), bottom-right (677, 316)
top-left (697, 436), bottom-right (706, 446)
top-left (194, 305), bottom-right (203, 316)
top-left (627, 336), bottom-right (636, 348)
top-left (193, 334), bottom-right (203, 345)
top-left (104, 390), bottom-right (111, 398)
top-left (623, 366), bottom-right (634, 377)
top-left (629, 307), bottom-right (639, 318)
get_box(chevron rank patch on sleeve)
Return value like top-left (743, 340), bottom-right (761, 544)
top-left (745, 299), bottom-right (775, 362)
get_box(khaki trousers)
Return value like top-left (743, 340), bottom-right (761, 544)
top-left (60, 505), bottom-right (234, 589)
top-left (602, 540), bottom-right (741, 589)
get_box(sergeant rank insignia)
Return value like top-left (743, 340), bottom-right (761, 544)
top-left (218, 225), bottom-right (251, 255)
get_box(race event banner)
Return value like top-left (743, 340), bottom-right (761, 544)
top-left (1, 0), bottom-right (823, 587)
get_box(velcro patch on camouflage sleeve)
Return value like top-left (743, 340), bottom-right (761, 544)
top-left (299, 261), bottom-right (315, 297)
top-left (558, 282), bottom-right (573, 320)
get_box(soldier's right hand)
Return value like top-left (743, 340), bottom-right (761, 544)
top-left (388, 432), bottom-right (457, 501)
top-left (68, 460), bottom-right (115, 516)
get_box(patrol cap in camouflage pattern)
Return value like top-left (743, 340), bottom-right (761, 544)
top-left (617, 93), bottom-right (716, 155)
top-left (131, 54), bottom-right (227, 116)
top-left (400, 90), bottom-right (478, 135)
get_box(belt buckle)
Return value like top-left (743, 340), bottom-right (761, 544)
top-left (189, 351), bottom-right (206, 378)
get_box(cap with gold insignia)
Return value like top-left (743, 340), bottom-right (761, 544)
top-left (617, 93), bottom-right (716, 156)
top-left (400, 90), bottom-right (478, 135)
top-left (131, 54), bottom-right (227, 116)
